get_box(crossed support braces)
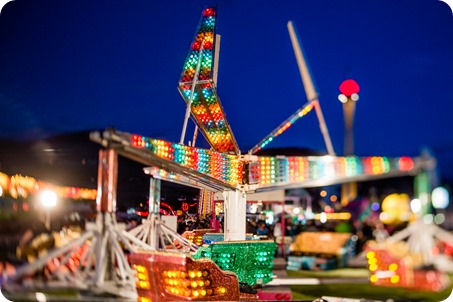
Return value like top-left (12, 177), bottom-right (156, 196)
top-left (4, 148), bottom-right (201, 299)
top-left (128, 175), bottom-right (199, 252)
top-left (6, 212), bottom-right (151, 298)
top-left (386, 218), bottom-right (453, 268)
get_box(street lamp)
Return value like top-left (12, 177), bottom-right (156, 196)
top-left (338, 79), bottom-right (360, 206)
top-left (39, 189), bottom-right (58, 230)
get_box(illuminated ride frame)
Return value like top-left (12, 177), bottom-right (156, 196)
top-left (5, 6), bottom-right (436, 301)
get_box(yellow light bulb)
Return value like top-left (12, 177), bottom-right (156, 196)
top-left (137, 266), bottom-right (146, 273)
top-left (390, 275), bottom-right (400, 283)
top-left (218, 286), bottom-right (226, 294)
top-left (389, 263), bottom-right (398, 271)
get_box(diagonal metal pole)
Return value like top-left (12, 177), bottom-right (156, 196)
top-left (248, 100), bottom-right (315, 154)
top-left (288, 21), bottom-right (336, 156)
top-left (180, 40), bottom-right (205, 144)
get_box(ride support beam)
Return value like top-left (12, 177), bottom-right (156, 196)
top-left (147, 176), bottom-right (161, 250)
top-left (149, 177), bottom-right (161, 215)
top-left (222, 190), bottom-right (246, 241)
top-left (96, 148), bottom-right (118, 213)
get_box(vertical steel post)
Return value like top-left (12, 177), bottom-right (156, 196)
top-left (94, 148), bottom-right (118, 285)
top-left (341, 98), bottom-right (358, 206)
top-left (343, 99), bottom-right (356, 156)
top-left (96, 148), bottom-right (118, 213)
top-left (213, 34), bottom-right (221, 86)
top-left (223, 190), bottom-right (246, 241)
top-left (148, 177), bottom-right (161, 249)
top-left (149, 177), bottom-right (161, 215)
top-left (415, 171), bottom-right (432, 216)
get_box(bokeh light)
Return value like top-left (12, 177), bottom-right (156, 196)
top-left (381, 193), bottom-right (411, 224)
top-left (40, 190), bottom-right (58, 208)
top-left (410, 198), bottom-right (422, 214)
top-left (432, 187), bottom-right (449, 209)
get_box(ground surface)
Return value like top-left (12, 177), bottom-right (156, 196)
top-left (287, 268), bottom-right (453, 302)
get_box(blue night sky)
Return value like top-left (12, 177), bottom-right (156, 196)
top-left (1, 0), bottom-right (453, 180)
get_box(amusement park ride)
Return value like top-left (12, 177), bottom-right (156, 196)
top-left (3, 5), bottom-right (443, 302)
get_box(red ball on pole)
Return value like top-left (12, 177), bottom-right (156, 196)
top-left (339, 79), bottom-right (360, 97)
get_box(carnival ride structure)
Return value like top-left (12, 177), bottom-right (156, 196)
top-left (364, 219), bottom-right (453, 292)
top-left (4, 5), bottom-right (437, 301)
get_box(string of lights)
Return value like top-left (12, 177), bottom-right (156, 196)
top-left (0, 171), bottom-right (97, 200)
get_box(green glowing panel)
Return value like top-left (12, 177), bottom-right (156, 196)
top-left (193, 240), bottom-right (277, 285)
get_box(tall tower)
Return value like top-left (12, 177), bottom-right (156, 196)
top-left (338, 79), bottom-right (360, 205)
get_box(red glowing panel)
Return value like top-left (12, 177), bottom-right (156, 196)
top-left (129, 250), bottom-right (242, 301)
top-left (366, 249), bottom-right (450, 292)
top-left (212, 112), bottom-right (224, 122)
top-left (132, 135), bottom-right (145, 147)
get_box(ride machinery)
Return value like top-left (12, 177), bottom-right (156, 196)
top-left (5, 6), bottom-right (435, 302)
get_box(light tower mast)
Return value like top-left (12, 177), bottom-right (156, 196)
top-left (338, 79), bottom-right (360, 206)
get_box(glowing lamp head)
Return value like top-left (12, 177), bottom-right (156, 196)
top-left (339, 79), bottom-right (360, 97)
top-left (40, 190), bottom-right (57, 208)
top-left (338, 94), bottom-right (348, 103)
top-left (350, 93), bottom-right (359, 101)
